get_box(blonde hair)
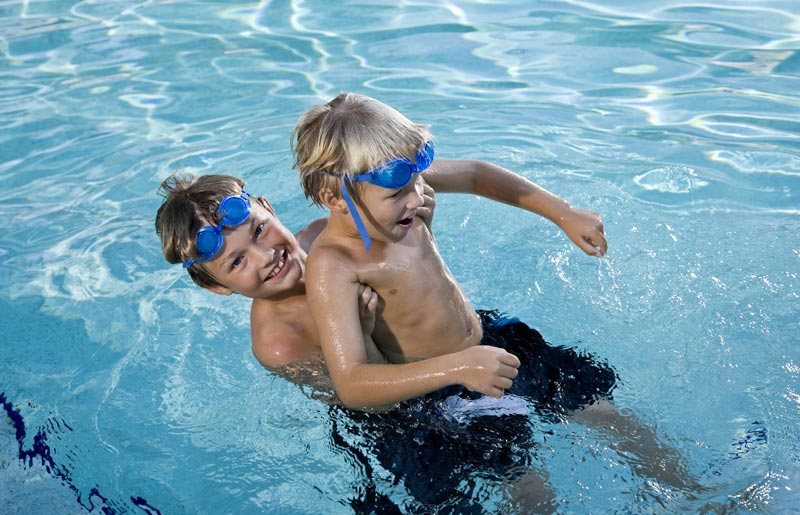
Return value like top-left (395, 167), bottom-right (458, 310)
top-left (155, 173), bottom-right (245, 289)
top-left (291, 92), bottom-right (432, 205)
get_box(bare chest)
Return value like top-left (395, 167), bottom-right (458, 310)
top-left (355, 225), bottom-right (480, 361)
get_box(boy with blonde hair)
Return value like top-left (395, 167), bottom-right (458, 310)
top-left (291, 93), bottom-right (701, 501)
top-left (157, 101), bottom-right (693, 507)
top-left (292, 92), bottom-right (613, 410)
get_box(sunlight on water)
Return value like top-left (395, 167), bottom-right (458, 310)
top-left (593, 256), bottom-right (622, 312)
top-left (0, 0), bottom-right (798, 513)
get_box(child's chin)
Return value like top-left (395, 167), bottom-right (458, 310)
top-left (266, 280), bottom-right (297, 297)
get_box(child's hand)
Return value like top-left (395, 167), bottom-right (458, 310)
top-left (558, 208), bottom-right (608, 257)
top-left (357, 284), bottom-right (379, 336)
top-left (457, 346), bottom-right (520, 398)
top-left (416, 181), bottom-right (437, 231)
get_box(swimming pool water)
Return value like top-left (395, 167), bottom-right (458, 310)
top-left (1, 1), bottom-right (798, 513)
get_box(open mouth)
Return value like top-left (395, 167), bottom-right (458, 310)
top-left (397, 216), bottom-right (414, 228)
top-left (265, 249), bottom-right (288, 281)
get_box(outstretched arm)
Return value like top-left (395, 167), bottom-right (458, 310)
top-left (306, 247), bottom-right (520, 410)
top-left (425, 160), bottom-right (608, 257)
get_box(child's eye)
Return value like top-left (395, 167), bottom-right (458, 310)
top-left (254, 223), bottom-right (264, 238)
top-left (231, 256), bottom-right (243, 269)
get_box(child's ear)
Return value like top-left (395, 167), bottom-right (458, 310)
top-left (207, 285), bottom-right (234, 296)
top-left (319, 188), bottom-right (348, 213)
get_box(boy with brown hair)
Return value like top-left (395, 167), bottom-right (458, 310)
top-left (156, 103), bottom-right (694, 506)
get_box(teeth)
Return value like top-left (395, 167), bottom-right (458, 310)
top-left (266, 251), bottom-right (286, 280)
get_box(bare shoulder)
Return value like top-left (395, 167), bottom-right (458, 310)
top-left (251, 319), bottom-right (335, 397)
top-left (294, 217), bottom-right (328, 253)
top-left (250, 301), bottom-right (320, 369)
top-left (251, 330), bottom-right (313, 369)
top-left (306, 238), bottom-right (359, 277)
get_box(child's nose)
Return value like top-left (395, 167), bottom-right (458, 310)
top-left (408, 182), bottom-right (424, 209)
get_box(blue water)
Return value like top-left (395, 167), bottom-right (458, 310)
top-left (1, 1), bottom-right (798, 513)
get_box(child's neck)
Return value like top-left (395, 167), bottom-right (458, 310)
top-left (257, 285), bottom-right (307, 307)
top-left (324, 210), bottom-right (376, 248)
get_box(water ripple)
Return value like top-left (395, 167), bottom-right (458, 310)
top-left (1, 1), bottom-right (799, 513)
top-left (635, 165), bottom-right (709, 193)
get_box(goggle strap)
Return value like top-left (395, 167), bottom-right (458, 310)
top-left (341, 181), bottom-right (372, 251)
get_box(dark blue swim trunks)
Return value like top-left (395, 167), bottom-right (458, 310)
top-left (331, 310), bottom-right (618, 514)
top-left (475, 309), bottom-right (617, 420)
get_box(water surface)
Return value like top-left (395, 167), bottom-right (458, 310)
top-left (1, 1), bottom-right (798, 513)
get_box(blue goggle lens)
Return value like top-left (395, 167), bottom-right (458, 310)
top-left (183, 191), bottom-right (251, 268)
top-left (351, 140), bottom-right (435, 189)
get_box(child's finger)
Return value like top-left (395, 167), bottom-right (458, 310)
top-left (487, 386), bottom-right (506, 398)
top-left (421, 184), bottom-right (436, 206)
top-left (578, 233), bottom-right (607, 257)
top-left (360, 285), bottom-right (372, 304)
top-left (592, 231), bottom-right (609, 256)
top-left (501, 352), bottom-right (521, 368)
top-left (496, 377), bottom-right (514, 391)
top-left (367, 291), bottom-right (378, 311)
top-left (500, 363), bottom-right (519, 380)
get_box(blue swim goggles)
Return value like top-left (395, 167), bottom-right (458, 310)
top-left (183, 190), bottom-right (251, 268)
top-left (339, 141), bottom-right (434, 251)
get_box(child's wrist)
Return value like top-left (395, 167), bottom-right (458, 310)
top-left (450, 349), bottom-right (471, 386)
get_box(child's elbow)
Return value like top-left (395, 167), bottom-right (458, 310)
top-left (334, 381), bottom-right (386, 411)
top-left (337, 393), bottom-right (394, 412)
top-left (336, 388), bottom-right (371, 410)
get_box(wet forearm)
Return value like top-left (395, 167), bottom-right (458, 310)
top-left (469, 160), bottom-right (572, 224)
top-left (332, 355), bottom-right (464, 410)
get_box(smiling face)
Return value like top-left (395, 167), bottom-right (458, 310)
top-left (199, 198), bottom-right (307, 301)
top-left (352, 174), bottom-right (425, 246)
